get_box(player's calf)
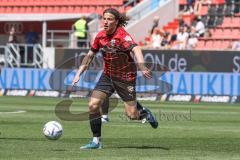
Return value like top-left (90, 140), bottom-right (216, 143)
top-left (125, 111), bottom-right (139, 120)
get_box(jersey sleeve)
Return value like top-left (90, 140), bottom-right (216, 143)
top-left (121, 32), bottom-right (138, 51)
top-left (90, 32), bottom-right (101, 53)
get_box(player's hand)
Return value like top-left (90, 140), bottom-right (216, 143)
top-left (141, 67), bottom-right (152, 79)
top-left (72, 75), bottom-right (80, 86)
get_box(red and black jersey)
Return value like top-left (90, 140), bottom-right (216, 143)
top-left (91, 27), bottom-right (138, 82)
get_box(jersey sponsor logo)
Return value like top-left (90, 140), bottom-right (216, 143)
top-left (200, 95), bottom-right (230, 103)
top-left (168, 94), bottom-right (192, 102)
top-left (34, 91), bottom-right (60, 97)
top-left (6, 90), bottom-right (28, 96)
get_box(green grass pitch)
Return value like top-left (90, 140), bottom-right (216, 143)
top-left (0, 96), bottom-right (240, 160)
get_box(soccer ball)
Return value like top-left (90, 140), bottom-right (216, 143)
top-left (43, 121), bottom-right (63, 140)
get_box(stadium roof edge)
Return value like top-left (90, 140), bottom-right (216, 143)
top-left (0, 13), bottom-right (90, 21)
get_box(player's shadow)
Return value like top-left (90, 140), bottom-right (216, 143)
top-left (51, 149), bottom-right (67, 152)
top-left (0, 137), bottom-right (45, 141)
top-left (115, 145), bottom-right (170, 150)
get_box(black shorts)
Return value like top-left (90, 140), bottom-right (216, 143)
top-left (93, 73), bottom-right (136, 102)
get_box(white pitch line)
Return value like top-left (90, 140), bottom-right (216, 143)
top-left (0, 110), bottom-right (26, 114)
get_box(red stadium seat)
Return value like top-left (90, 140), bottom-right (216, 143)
top-left (232, 18), bottom-right (240, 28)
top-left (212, 28), bottom-right (223, 39)
top-left (6, 6), bottom-right (12, 13)
top-left (0, 0), bottom-right (125, 14)
top-left (221, 40), bottom-right (231, 49)
top-left (19, 7), bottom-right (26, 13)
top-left (12, 6), bottom-right (20, 13)
top-left (0, 7), bottom-right (5, 13)
top-left (59, 6), bottom-right (67, 13)
top-left (221, 17), bottom-right (232, 27)
top-left (88, 6), bottom-right (96, 13)
top-left (25, 6), bottom-right (32, 13)
top-left (222, 29), bottom-right (232, 39)
top-left (96, 6), bottom-right (103, 15)
top-left (53, 6), bottom-right (60, 13)
top-left (39, 6), bottom-right (46, 13)
top-left (199, 5), bottom-right (208, 16)
top-left (205, 40), bottom-right (214, 49)
top-left (182, 14), bottom-right (194, 25)
top-left (213, 40), bottom-right (222, 49)
top-left (212, 0), bottom-right (225, 4)
top-left (179, 0), bottom-right (187, 5)
top-left (73, 6), bottom-right (82, 13)
top-left (196, 40), bottom-right (206, 49)
top-left (81, 6), bottom-right (89, 13)
top-left (232, 29), bottom-right (240, 39)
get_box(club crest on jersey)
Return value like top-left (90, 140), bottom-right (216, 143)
top-left (110, 39), bottom-right (116, 46)
top-left (124, 36), bottom-right (132, 41)
top-left (127, 86), bottom-right (135, 93)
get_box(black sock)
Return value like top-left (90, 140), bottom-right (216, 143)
top-left (89, 112), bottom-right (102, 137)
top-left (101, 97), bottom-right (109, 115)
top-left (136, 101), bottom-right (143, 111)
top-left (136, 101), bottom-right (147, 120)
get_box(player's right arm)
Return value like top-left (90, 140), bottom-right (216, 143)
top-left (72, 30), bottom-right (101, 85)
top-left (72, 50), bottom-right (95, 85)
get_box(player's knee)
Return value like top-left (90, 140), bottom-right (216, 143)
top-left (88, 102), bottom-right (100, 114)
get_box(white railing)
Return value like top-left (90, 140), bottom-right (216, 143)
top-left (47, 29), bottom-right (90, 48)
top-left (33, 44), bottom-right (44, 68)
top-left (5, 44), bottom-right (21, 68)
top-left (3, 43), bottom-right (44, 68)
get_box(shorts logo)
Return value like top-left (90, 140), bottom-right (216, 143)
top-left (127, 86), bottom-right (134, 93)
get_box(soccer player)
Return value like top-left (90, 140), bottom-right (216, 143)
top-left (72, 8), bottom-right (158, 149)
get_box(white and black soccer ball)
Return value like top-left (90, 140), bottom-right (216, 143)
top-left (43, 121), bottom-right (63, 140)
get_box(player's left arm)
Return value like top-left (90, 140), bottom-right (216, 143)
top-left (132, 46), bottom-right (152, 79)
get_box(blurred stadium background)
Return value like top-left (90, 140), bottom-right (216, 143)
top-left (0, 0), bottom-right (240, 159)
